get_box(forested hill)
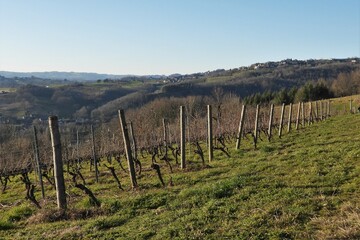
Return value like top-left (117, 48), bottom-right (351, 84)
top-left (1, 58), bottom-right (358, 85)
top-left (165, 58), bottom-right (359, 82)
top-left (160, 58), bottom-right (359, 96)
top-left (0, 57), bottom-right (358, 123)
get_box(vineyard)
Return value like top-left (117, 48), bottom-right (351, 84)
top-left (0, 99), bottom-right (344, 180)
top-left (0, 95), bottom-right (359, 239)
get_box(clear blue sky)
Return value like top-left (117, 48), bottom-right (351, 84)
top-left (0, 0), bottom-right (359, 75)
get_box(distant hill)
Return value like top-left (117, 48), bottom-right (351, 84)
top-left (0, 57), bottom-right (359, 123)
top-left (0, 71), bottom-right (134, 81)
top-left (1, 58), bottom-right (358, 82)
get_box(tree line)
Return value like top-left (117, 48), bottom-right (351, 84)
top-left (243, 70), bottom-right (360, 105)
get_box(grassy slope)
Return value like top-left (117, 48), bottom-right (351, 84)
top-left (1, 104), bottom-right (360, 239)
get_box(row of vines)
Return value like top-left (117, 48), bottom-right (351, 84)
top-left (0, 97), bottom-right (352, 209)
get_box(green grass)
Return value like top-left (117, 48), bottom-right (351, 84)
top-left (1, 103), bottom-right (360, 239)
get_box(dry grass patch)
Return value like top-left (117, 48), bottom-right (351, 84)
top-left (311, 202), bottom-right (360, 239)
top-left (26, 208), bottom-right (102, 224)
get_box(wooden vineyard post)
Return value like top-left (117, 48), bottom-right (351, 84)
top-left (49, 116), bottom-right (67, 210)
top-left (205, 118), bottom-right (208, 149)
top-left (91, 125), bottom-right (99, 183)
top-left (308, 102), bottom-right (312, 125)
top-left (301, 102), bottom-right (305, 127)
top-left (254, 104), bottom-right (260, 149)
top-left (350, 99), bottom-right (353, 113)
top-left (278, 103), bottom-right (285, 138)
top-left (315, 101), bottom-right (319, 121)
top-left (268, 104), bottom-right (274, 141)
top-left (129, 122), bottom-right (138, 160)
top-left (295, 102), bottom-right (301, 130)
top-left (287, 103), bottom-right (292, 133)
top-left (326, 101), bottom-right (329, 119)
top-left (207, 105), bottom-right (213, 162)
top-left (327, 100), bottom-right (331, 117)
top-left (118, 110), bottom-right (137, 189)
top-left (319, 101), bottom-right (323, 120)
top-left (180, 106), bottom-right (186, 169)
top-left (235, 104), bottom-right (246, 149)
top-left (33, 126), bottom-right (45, 199)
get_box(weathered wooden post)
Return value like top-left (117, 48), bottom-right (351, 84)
top-left (118, 110), bottom-right (137, 189)
top-left (207, 105), bottom-right (213, 162)
top-left (279, 103), bottom-right (285, 138)
top-left (324, 101), bottom-right (329, 119)
top-left (91, 125), bottom-right (99, 183)
top-left (350, 99), bottom-right (353, 113)
top-left (326, 101), bottom-right (330, 118)
top-left (49, 116), bottom-right (67, 210)
top-left (254, 104), bottom-right (260, 149)
top-left (301, 102), bottom-right (305, 127)
top-left (205, 117), bottom-right (208, 148)
top-left (268, 104), bottom-right (274, 141)
top-left (287, 103), bottom-right (292, 133)
top-left (319, 101), bottom-right (323, 120)
top-left (308, 102), bottom-right (312, 125)
top-left (235, 104), bottom-right (246, 149)
top-left (33, 126), bottom-right (45, 199)
top-left (295, 102), bottom-right (301, 130)
top-left (129, 122), bottom-right (138, 160)
top-left (180, 106), bottom-right (186, 169)
top-left (315, 101), bottom-right (319, 121)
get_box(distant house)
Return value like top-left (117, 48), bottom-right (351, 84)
top-left (253, 63), bottom-right (265, 69)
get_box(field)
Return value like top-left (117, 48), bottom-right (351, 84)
top-left (0, 97), bottom-right (360, 239)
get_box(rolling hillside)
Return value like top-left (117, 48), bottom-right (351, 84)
top-left (0, 58), bottom-right (358, 123)
top-left (0, 96), bottom-right (360, 239)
